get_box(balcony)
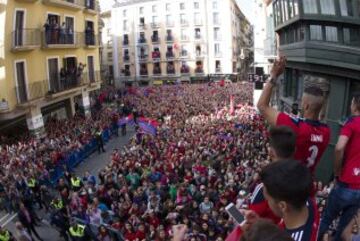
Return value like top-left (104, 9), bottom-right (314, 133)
top-left (138, 38), bottom-right (147, 45)
top-left (152, 51), bottom-right (161, 61)
top-left (42, 30), bottom-right (81, 49)
top-left (166, 35), bottom-right (174, 42)
top-left (15, 81), bottom-right (47, 105)
top-left (151, 22), bottom-right (160, 29)
top-left (181, 67), bottom-right (190, 75)
top-left (166, 21), bottom-right (174, 27)
top-left (84, 32), bottom-right (98, 48)
top-left (42, 0), bottom-right (84, 11)
top-left (151, 36), bottom-right (160, 44)
top-left (83, 70), bottom-right (101, 85)
top-left (195, 67), bottom-right (204, 74)
top-left (84, 0), bottom-right (98, 15)
top-left (180, 36), bottom-right (189, 42)
top-left (153, 69), bottom-right (162, 76)
top-left (123, 70), bottom-right (131, 77)
top-left (180, 52), bottom-right (189, 58)
top-left (11, 29), bottom-right (41, 52)
top-left (215, 52), bottom-right (222, 58)
top-left (194, 34), bottom-right (202, 41)
top-left (194, 21), bottom-right (203, 26)
top-left (139, 24), bottom-right (146, 30)
top-left (180, 20), bottom-right (189, 27)
top-left (166, 52), bottom-right (175, 59)
top-left (123, 39), bottom-right (129, 46)
top-left (140, 70), bottom-right (148, 76)
top-left (123, 55), bottom-right (130, 62)
top-left (216, 67), bottom-right (222, 73)
top-left (167, 69), bottom-right (176, 75)
top-left (139, 55), bottom-right (148, 62)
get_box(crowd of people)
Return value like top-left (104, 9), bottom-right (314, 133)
top-left (0, 57), bottom-right (360, 241)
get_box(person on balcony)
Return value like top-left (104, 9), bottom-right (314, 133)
top-left (43, 19), bottom-right (51, 45)
top-left (67, 27), bottom-right (74, 45)
top-left (76, 63), bottom-right (86, 85)
top-left (60, 22), bottom-right (66, 44)
top-left (60, 68), bottom-right (67, 90)
top-left (85, 26), bottom-right (94, 45)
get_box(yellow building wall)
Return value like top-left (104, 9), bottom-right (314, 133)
top-left (1, 0), bottom-right (99, 111)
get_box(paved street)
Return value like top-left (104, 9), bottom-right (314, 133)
top-left (0, 128), bottom-right (135, 241)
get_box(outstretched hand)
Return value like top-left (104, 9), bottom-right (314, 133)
top-left (270, 56), bottom-right (287, 79)
top-left (172, 224), bottom-right (188, 241)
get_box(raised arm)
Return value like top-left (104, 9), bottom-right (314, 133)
top-left (257, 56), bottom-right (287, 126)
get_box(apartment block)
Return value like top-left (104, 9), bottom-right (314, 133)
top-left (0, 0), bottom-right (101, 136)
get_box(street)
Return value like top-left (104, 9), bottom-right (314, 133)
top-left (0, 128), bottom-right (135, 240)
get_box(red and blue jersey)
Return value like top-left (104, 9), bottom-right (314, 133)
top-left (226, 198), bottom-right (319, 241)
top-left (276, 113), bottom-right (331, 173)
top-left (339, 116), bottom-right (360, 189)
top-left (249, 183), bottom-right (281, 224)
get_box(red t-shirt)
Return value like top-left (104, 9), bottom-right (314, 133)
top-left (339, 116), bottom-right (360, 188)
top-left (276, 113), bottom-right (330, 173)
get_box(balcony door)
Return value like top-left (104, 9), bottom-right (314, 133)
top-left (87, 56), bottom-right (95, 83)
top-left (48, 58), bottom-right (60, 92)
top-left (14, 10), bottom-right (25, 47)
top-left (15, 61), bottom-right (28, 103)
top-left (63, 57), bottom-right (77, 87)
top-left (65, 16), bottom-right (74, 44)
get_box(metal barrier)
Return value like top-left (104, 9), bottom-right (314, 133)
top-left (49, 128), bottom-right (112, 185)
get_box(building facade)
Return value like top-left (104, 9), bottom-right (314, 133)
top-left (0, 0), bottom-right (101, 136)
top-left (273, 0), bottom-right (360, 181)
top-left (109, 0), bottom-right (253, 86)
top-left (100, 10), bottom-right (113, 85)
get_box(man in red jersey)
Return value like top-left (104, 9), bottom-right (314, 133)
top-left (226, 160), bottom-right (319, 241)
top-left (257, 57), bottom-right (330, 173)
top-left (318, 94), bottom-right (360, 241)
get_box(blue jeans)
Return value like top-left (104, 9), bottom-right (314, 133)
top-left (318, 182), bottom-right (360, 241)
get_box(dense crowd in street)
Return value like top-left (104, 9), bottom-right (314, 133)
top-left (0, 58), bottom-right (360, 241)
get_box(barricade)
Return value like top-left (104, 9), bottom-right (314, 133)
top-left (50, 127), bottom-right (113, 185)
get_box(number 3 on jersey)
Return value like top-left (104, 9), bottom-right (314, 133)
top-left (307, 145), bottom-right (319, 168)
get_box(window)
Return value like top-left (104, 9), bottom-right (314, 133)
top-left (215, 43), bottom-right (220, 54)
top-left (166, 15), bottom-right (173, 25)
top-left (152, 5), bottom-right (157, 13)
top-left (195, 28), bottom-right (201, 39)
top-left (152, 16), bottom-right (158, 24)
top-left (194, 2), bottom-right (199, 9)
top-left (325, 26), bottom-right (338, 42)
top-left (194, 13), bottom-right (201, 25)
top-left (180, 2), bottom-right (185, 10)
top-left (339, 0), bottom-right (353, 16)
top-left (213, 13), bottom-right (219, 25)
top-left (123, 9), bottom-right (127, 17)
top-left (320, 0), bottom-right (335, 15)
top-left (166, 3), bottom-right (171, 11)
top-left (181, 29), bottom-right (187, 40)
top-left (303, 0), bottom-right (318, 14)
top-left (282, 0), bottom-right (289, 21)
top-left (140, 17), bottom-right (145, 25)
top-left (123, 20), bottom-right (128, 31)
top-left (180, 14), bottom-right (187, 24)
top-left (343, 27), bottom-right (360, 46)
top-left (310, 25), bottom-right (323, 40)
top-left (215, 60), bottom-right (221, 71)
top-left (214, 27), bottom-right (220, 40)
top-left (294, 0), bottom-right (299, 15)
top-left (139, 7), bottom-right (144, 14)
top-left (181, 45), bottom-right (188, 56)
top-left (213, 1), bottom-right (218, 9)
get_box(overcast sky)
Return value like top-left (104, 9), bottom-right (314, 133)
top-left (99, 0), bottom-right (255, 24)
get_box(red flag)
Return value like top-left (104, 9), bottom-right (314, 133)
top-left (230, 95), bottom-right (235, 115)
